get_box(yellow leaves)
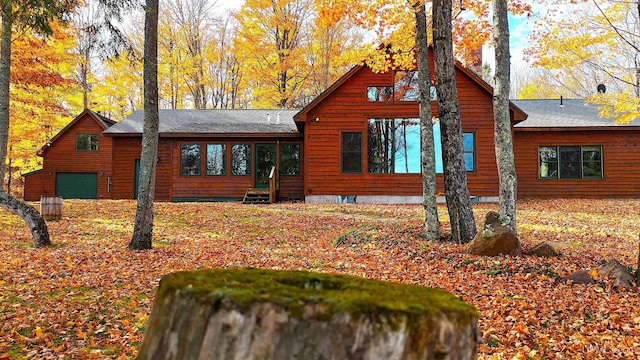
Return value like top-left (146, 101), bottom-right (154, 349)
top-left (34, 326), bottom-right (43, 338)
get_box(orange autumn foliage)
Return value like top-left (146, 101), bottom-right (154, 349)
top-left (1, 199), bottom-right (639, 359)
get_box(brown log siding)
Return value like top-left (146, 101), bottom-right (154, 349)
top-left (514, 129), bottom-right (640, 198)
top-left (39, 115), bottom-right (113, 199)
top-left (111, 137), bottom-right (303, 201)
top-left (23, 171), bottom-right (44, 201)
top-left (301, 64), bottom-right (500, 198)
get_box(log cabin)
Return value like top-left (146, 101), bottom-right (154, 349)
top-left (22, 62), bottom-right (640, 203)
top-left (22, 109), bottom-right (115, 201)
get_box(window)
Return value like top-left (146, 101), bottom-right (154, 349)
top-left (394, 71), bottom-right (418, 101)
top-left (180, 143), bottom-right (201, 176)
top-left (280, 144), bottom-right (300, 176)
top-left (368, 118), bottom-right (421, 173)
top-left (432, 120), bottom-right (475, 173)
top-left (206, 144), bottom-right (226, 176)
top-left (367, 86), bottom-right (393, 102)
top-left (341, 132), bottom-right (362, 173)
top-left (231, 144), bottom-right (251, 176)
top-left (463, 132), bottom-right (475, 172)
top-left (539, 146), bottom-right (603, 179)
top-left (76, 134), bottom-right (99, 151)
top-left (430, 86), bottom-right (438, 100)
top-left (367, 72), bottom-right (436, 102)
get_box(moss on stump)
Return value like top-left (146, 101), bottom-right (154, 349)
top-left (137, 268), bottom-right (479, 360)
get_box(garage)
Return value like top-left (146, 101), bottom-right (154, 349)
top-left (56, 173), bottom-right (98, 199)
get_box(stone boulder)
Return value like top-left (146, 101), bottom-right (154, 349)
top-left (466, 211), bottom-right (521, 256)
top-left (598, 259), bottom-right (635, 289)
top-left (561, 270), bottom-right (595, 285)
top-left (137, 268), bottom-right (480, 360)
top-left (526, 242), bottom-right (560, 257)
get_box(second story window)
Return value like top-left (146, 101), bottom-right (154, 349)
top-left (393, 71), bottom-right (419, 101)
top-left (76, 134), bottom-right (99, 151)
top-left (367, 71), bottom-right (436, 102)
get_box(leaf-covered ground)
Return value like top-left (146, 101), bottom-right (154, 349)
top-left (1, 199), bottom-right (639, 359)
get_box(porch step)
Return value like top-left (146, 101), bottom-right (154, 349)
top-left (242, 189), bottom-right (271, 204)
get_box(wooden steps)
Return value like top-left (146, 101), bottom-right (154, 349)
top-left (242, 189), bottom-right (271, 204)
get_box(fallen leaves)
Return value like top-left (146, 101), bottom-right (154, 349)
top-left (1, 199), bottom-right (639, 359)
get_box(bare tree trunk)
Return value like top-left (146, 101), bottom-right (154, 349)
top-left (0, 5), bottom-right (51, 248)
top-left (0, 192), bottom-right (51, 247)
top-left (414, 1), bottom-right (440, 240)
top-left (432, 0), bottom-right (477, 243)
top-left (128, 0), bottom-right (159, 251)
top-left (493, 0), bottom-right (517, 233)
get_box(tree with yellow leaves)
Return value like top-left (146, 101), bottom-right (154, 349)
top-left (526, 0), bottom-right (639, 124)
top-left (236, 0), bottom-right (316, 108)
top-left (91, 52), bottom-right (143, 119)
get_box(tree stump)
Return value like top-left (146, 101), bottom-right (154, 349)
top-left (137, 268), bottom-right (479, 360)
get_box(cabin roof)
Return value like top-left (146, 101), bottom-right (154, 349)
top-left (512, 99), bottom-right (640, 129)
top-left (103, 109), bottom-right (301, 137)
top-left (38, 109), bottom-right (116, 156)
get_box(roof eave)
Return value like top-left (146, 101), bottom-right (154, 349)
top-left (39, 109), bottom-right (115, 155)
top-left (105, 132), bottom-right (302, 138)
top-left (293, 65), bottom-right (364, 121)
top-left (453, 61), bottom-right (528, 122)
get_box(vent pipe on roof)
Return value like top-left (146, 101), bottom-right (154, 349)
top-left (267, 113), bottom-right (271, 124)
top-left (597, 84), bottom-right (606, 93)
top-left (560, 96), bottom-right (563, 107)
top-left (277, 112), bottom-right (281, 124)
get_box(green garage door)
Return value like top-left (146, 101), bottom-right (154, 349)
top-left (56, 173), bottom-right (98, 199)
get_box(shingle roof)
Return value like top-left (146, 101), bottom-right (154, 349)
top-left (104, 109), bottom-right (301, 136)
top-left (512, 99), bottom-right (640, 128)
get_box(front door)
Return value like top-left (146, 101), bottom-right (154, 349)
top-left (255, 144), bottom-right (276, 188)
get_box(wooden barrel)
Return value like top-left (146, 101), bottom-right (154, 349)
top-left (40, 196), bottom-right (63, 221)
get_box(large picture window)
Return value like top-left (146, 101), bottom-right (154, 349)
top-left (341, 132), bottom-right (362, 173)
top-left (231, 144), bottom-right (251, 176)
top-left (368, 118), bottom-right (421, 173)
top-left (76, 134), bottom-right (99, 151)
top-left (180, 143), bottom-right (201, 176)
top-left (280, 144), bottom-right (300, 176)
top-left (366, 119), bottom-right (475, 174)
top-left (206, 144), bottom-right (226, 176)
top-left (432, 121), bottom-right (475, 173)
top-left (539, 145), bottom-right (603, 179)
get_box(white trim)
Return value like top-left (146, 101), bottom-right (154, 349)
top-left (305, 195), bottom-right (498, 204)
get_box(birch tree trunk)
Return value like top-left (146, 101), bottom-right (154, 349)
top-left (414, 1), bottom-right (440, 240)
top-left (493, 0), bottom-right (517, 233)
top-left (128, 0), bottom-right (159, 250)
top-left (432, 0), bottom-right (477, 244)
top-left (0, 5), bottom-right (51, 248)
